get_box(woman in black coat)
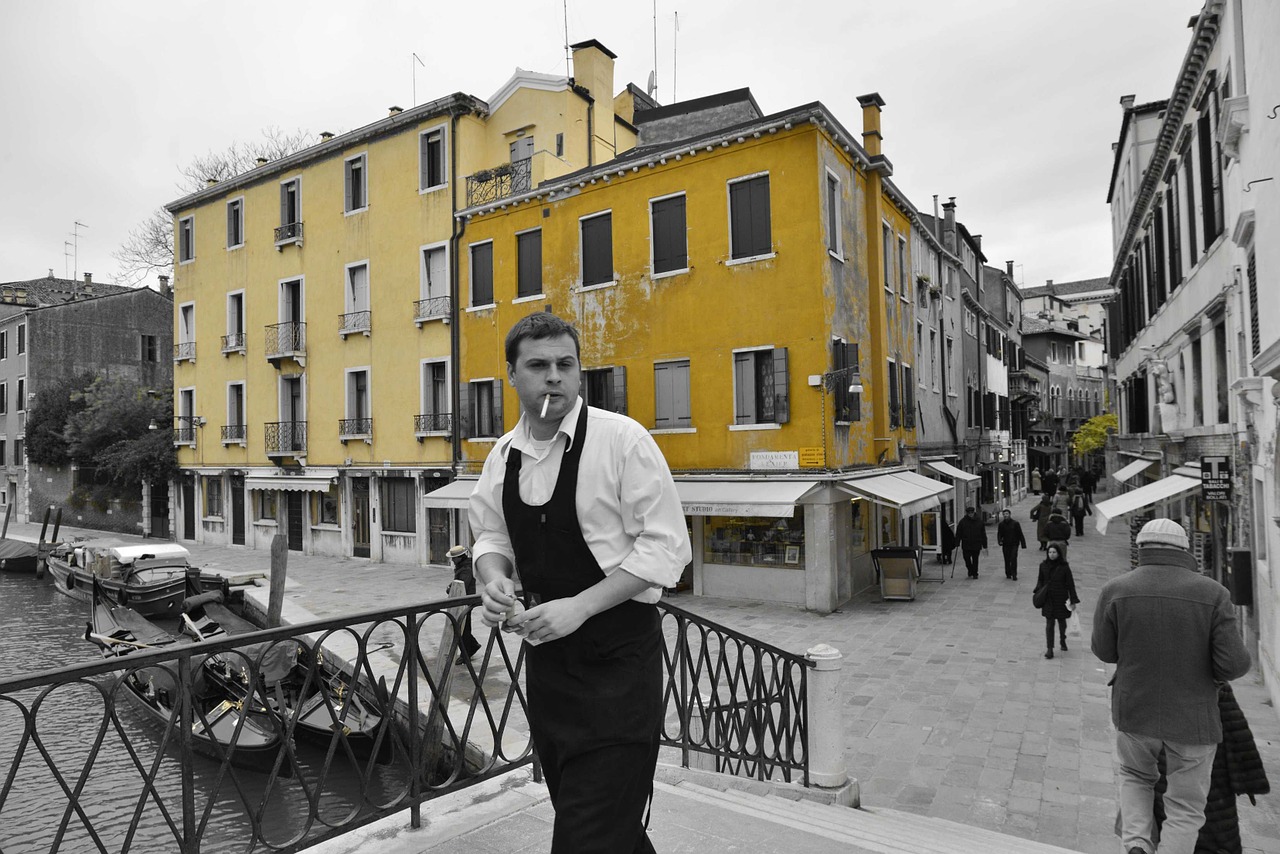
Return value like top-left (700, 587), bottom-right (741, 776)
top-left (1035, 540), bottom-right (1079, 659)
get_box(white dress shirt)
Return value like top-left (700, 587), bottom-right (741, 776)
top-left (469, 397), bottom-right (691, 603)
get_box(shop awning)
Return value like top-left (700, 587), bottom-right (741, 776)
top-left (675, 480), bottom-right (820, 518)
top-left (245, 469), bottom-right (339, 493)
top-left (924, 460), bottom-right (980, 483)
top-left (839, 472), bottom-right (953, 517)
top-left (1112, 458), bottom-right (1157, 485)
top-left (1093, 474), bottom-right (1200, 534)
top-left (423, 479), bottom-right (480, 509)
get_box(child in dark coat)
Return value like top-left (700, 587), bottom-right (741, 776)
top-left (1035, 540), bottom-right (1079, 659)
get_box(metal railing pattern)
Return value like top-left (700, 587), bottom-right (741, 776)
top-left (339, 418), bottom-right (373, 439)
top-left (221, 424), bottom-right (247, 443)
top-left (264, 421), bottom-right (307, 457)
top-left (414, 413), bottom-right (452, 434)
top-left (221, 333), bottom-right (246, 353)
top-left (1, 599), bottom-right (812, 853)
top-left (173, 342), bottom-right (196, 362)
top-left (264, 323), bottom-right (305, 360)
top-left (464, 158), bottom-right (532, 208)
top-left (274, 222), bottom-right (303, 245)
top-left (413, 296), bottom-right (450, 323)
top-left (338, 311), bottom-right (371, 337)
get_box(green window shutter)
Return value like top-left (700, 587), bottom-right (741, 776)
top-left (733, 352), bottom-right (754, 424)
top-left (491, 380), bottom-right (504, 436)
top-left (457, 382), bottom-right (471, 439)
top-left (611, 366), bottom-right (627, 415)
top-left (652, 195), bottom-right (687, 274)
top-left (772, 347), bottom-right (789, 424)
top-left (471, 243), bottom-right (493, 306)
top-left (582, 214), bottom-right (613, 285)
top-left (517, 230), bottom-right (542, 297)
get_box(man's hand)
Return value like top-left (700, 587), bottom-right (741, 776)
top-left (479, 576), bottom-right (519, 630)
top-left (506, 597), bottom-right (590, 644)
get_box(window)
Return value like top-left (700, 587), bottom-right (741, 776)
top-left (13, 438), bottom-right (22, 466)
top-left (1214, 320), bottom-right (1229, 424)
top-left (0, 441), bottom-right (5, 468)
top-left (580, 212), bottom-right (613, 286)
top-left (0, 382), bottom-right (6, 414)
top-left (419, 128), bottom-right (446, 190)
top-left (462, 379), bottom-right (503, 438)
top-left (728, 174), bottom-right (771, 260)
top-left (346, 369), bottom-right (370, 430)
top-left (1181, 142), bottom-right (1198, 264)
top-left (654, 360), bottom-right (691, 429)
top-left (650, 194), bottom-right (688, 275)
top-left (17, 324), bottom-right (25, 355)
top-left (345, 154), bottom-right (367, 213)
top-left (204, 477), bottom-right (223, 518)
top-left (963, 309), bottom-right (977, 338)
top-left (177, 304), bottom-right (194, 361)
top-left (255, 490), bottom-right (277, 522)
top-left (380, 477), bottom-right (416, 533)
top-left (898, 236), bottom-right (908, 301)
top-left (945, 336), bottom-right (956, 396)
top-left (421, 244), bottom-right (448, 302)
top-left (345, 262), bottom-right (370, 316)
top-left (1, 330), bottom-right (6, 359)
top-left (224, 292), bottom-right (244, 352)
top-left (470, 241), bottom-right (494, 306)
top-left (179, 216), bottom-right (194, 263)
top-left (226, 198), bottom-right (244, 249)
top-left (733, 348), bottom-right (789, 425)
top-left (226, 383), bottom-right (245, 443)
top-left (312, 486), bottom-right (339, 526)
top-left (420, 360), bottom-right (450, 432)
top-left (902, 365), bottom-right (915, 427)
top-left (140, 334), bottom-right (158, 362)
top-left (582, 367), bottom-right (627, 414)
top-left (888, 359), bottom-right (899, 428)
top-left (16, 378), bottom-right (24, 412)
top-left (832, 340), bottom-right (860, 423)
top-left (555, 133), bottom-right (564, 157)
top-left (825, 173), bottom-right (841, 257)
top-left (882, 224), bottom-right (893, 291)
top-left (930, 331), bottom-right (938, 390)
top-left (279, 178), bottom-right (301, 241)
top-left (517, 229), bottom-right (543, 298)
top-left (1197, 96), bottom-right (1222, 247)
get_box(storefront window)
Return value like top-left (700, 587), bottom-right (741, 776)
top-left (850, 500), bottom-right (867, 556)
top-left (876, 506), bottom-right (901, 548)
top-left (921, 511), bottom-right (938, 549)
top-left (312, 486), bottom-right (339, 526)
top-left (703, 508), bottom-right (805, 569)
top-left (255, 490), bottom-right (277, 521)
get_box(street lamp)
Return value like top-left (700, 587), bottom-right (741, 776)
top-left (809, 367), bottom-right (863, 470)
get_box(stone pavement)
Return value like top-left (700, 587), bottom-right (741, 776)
top-left (9, 488), bottom-right (1280, 853)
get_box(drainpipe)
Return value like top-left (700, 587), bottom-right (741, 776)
top-left (449, 109), bottom-right (466, 481)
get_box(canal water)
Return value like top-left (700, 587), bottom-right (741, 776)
top-left (0, 571), bottom-right (412, 853)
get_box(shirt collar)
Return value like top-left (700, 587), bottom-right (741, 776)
top-left (513, 394), bottom-right (584, 455)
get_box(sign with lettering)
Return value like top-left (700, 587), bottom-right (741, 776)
top-left (799, 447), bottom-right (825, 468)
top-left (1201, 455), bottom-right (1231, 502)
top-left (749, 451), bottom-right (799, 470)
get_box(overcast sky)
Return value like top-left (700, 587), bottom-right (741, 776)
top-left (0, 0), bottom-right (1203, 293)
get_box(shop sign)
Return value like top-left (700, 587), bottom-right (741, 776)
top-left (1201, 455), bottom-right (1231, 502)
top-left (749, 451), bottom-right (799, 470)
top-left (799, 447), bottom-right (825, 468)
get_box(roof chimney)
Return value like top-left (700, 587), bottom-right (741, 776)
top-left (320, 131), bottom-right (334, 141)
top-left (1006, 261), bottom-right (1015, 278)
top-left (1120, 94), bottom-right (1136, 111)
top-left (388, 106), bottom-right (403, 116)
top-left (856, 92), bottom-right (886, 158)
top-left (942, 197), bottom-right (957, 254)
top-left (1046, 279), bottom-right (1054, 287)
top-left (158, 275), bottom-right (171, 296)
top-left (48, 268), bottom-right (54, 278)
top-left (255, 157), bottom-right (268, 166)
top-left (570, 40), bottom-right (618, 166)
top-left (205, 177), bottom-right (217, 187)
top-left (82, 272), bottom-right (92, 292)
top-left (972, 234), bottom-right (982, 253)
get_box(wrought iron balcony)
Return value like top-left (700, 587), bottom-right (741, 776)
top-left (339, 310), bottom-right (371, 338)
top-left (465, 158), bottom-right (533, 207)
top-left (415, 412), bottom-right (453, 436)
top-left (265, 421), bottom-right (307, 457)
top-left (414, 296), bottom-right (451, 324)
top-left (221, 332), bottom-right (246, 353)
top-left (274, 220), bottom-right (304, 246)
top-left (173, 341), bottom-right (196, 362)
top-left (172, 415), bottom-right (202, 446)
top-left (339, 417), bottom-right (373, 441)
top-left (221, 423), bottom-right (247, 444)
top-left (265, 322), bottom-right (306, 362)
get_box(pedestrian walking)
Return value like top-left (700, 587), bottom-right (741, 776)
top-left (1081, 468), bottom-right (1096, 502)
top-left (1031, 468), bottom-right (1042, 495)
top-left (1031, 493), bottom-right (1053, 550)
top-left (996, 509), bottom-right (1027, 580)
top-left (1046, 509), bottom-right (1072, 543)
top-left (469, 313), bottom-right (691, 854)
top-left (1091, 518), bottom-right (1252, 854)
top-left (954, 506), bottom-right (988, 579)
top-left (939, 512), bottom-right (956, 565)
top-left (1069, 486), bottom-right (1092, 537)
top-left (1043, 469), bottom-right (1060, 499)
top-left (1033, 540), bottom-right (1078, 659)
top-left (447, 545), bottom-right (483, 664)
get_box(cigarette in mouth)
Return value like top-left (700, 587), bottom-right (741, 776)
top-left (540, 394), bottom-right (551, 418)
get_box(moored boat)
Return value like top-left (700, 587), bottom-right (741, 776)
top-left (84, 580), bottom-right (294, 776)
top-left (49, 539), bottom-right (192, 616)
top-left (0, 538), bottom-right (39, 573)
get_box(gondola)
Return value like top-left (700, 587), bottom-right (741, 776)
top-left (49, 539), bottom-right (194, 616)
top-left (84, 579), bottom-right (294, 776)
top-left (183, 601), bottom-right (392, 763)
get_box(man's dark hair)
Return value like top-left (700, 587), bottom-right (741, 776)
top-left (965, 506), bottom-right (975, 513)
top-left (505, 313), bottom-right (581, 365)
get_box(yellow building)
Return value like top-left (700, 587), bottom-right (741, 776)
top-left (435, 90), bottom-right (931, 611)
top-left (164, 41), bottom-right (636, 565)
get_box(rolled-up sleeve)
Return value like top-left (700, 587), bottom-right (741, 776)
top-left (468, 444), bottom-right (516, 568)
top-left (615, 431), bottom-right (691, 589)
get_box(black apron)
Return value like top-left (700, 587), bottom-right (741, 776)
top-left (502, 405), bottom-right (662, 830)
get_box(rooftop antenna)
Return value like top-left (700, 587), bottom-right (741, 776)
top-left (70, 221), bottom-right (88, 282)
top-left (563, 0), bottom-right (571, 77)
top-left (673, 11), bottom-right (679, 102)
top-left (412, 53), bottom-right (425, 106)
top-left (63, 241), bottom-right (74, 279)
top-left (649, 0), bottom-right (658, 100)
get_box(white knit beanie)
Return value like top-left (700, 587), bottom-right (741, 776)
top-left (1135, 517), bottom-right (1189, 550)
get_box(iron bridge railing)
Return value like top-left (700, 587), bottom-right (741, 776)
top-left (0, 597), bottom-right (811, 853)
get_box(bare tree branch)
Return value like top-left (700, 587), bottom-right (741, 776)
top-left (114, 127), bottom-right (315, 286)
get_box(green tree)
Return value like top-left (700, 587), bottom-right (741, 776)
top-left (64, 378), bottom-right (176, 488)
top-left (1071, 412), bottom-right (1118, 457)
top-left (25, 371), bottom-right (97, 466)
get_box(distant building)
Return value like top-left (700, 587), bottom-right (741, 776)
top-left (1019, 316), bottom-right (1106, 475)
top-left (0, 273), bottom-right (171, 529)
